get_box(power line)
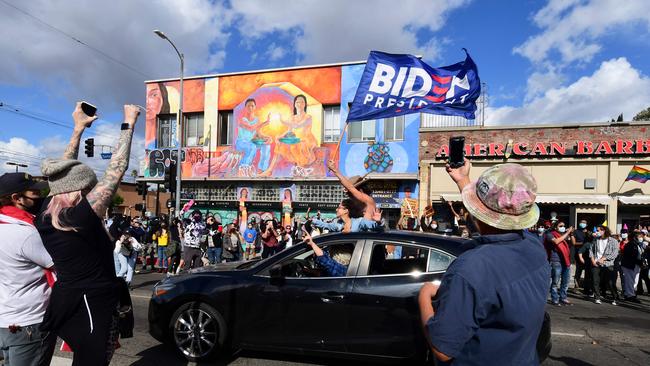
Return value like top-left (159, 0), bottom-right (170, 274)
top-left (0, 102), bottom-right (116, 140)
top-left (0, 0), bottom-right (151, 79)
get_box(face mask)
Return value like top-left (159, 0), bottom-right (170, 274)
top-left (642, 230), bottom-right (648, 234)
top-left (431, 224), bottom-right (438, 230)
top-left (25, 197), bottom-right (45, 215)
top-left (621, 233), bottom-right (628, 239)
top-left (594, 232), bottom-right (602, 238)
top-left (538, 227), bottom-right (545, 233)
top-left (579, 223), bottom-right (587, 229)
top-left (638, 236), bottom-right (645, 243)
top-left (558, 227), bottom-right (566, 233)
top-left (461, 232), bottom-right (469, 238)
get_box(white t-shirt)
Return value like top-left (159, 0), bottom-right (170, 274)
top-left (595, 238), bottom-right (608, 260)
top-left (0, 213), bottom-right (54, 327)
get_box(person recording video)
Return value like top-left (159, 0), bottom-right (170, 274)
top-left (261, 220), bottom-right (280, 258)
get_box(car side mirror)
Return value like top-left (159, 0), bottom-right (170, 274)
top-left (269, 264), bottom-right (284, 286)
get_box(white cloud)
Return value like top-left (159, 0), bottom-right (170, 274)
top-left (229, 0), bottom-right (472, 64)
top-left (514, 0), bottom-right (650, 65)
top-left (266, 43), bottom-right (287, 62)
top-left (0, 0), bottom-right (231, 108)
top-left (524, 68), bottom-right (565, 102)
top-left (485, 58), bottom-right (650, 125)
top-left (0, 137), bottom-right (44, 175)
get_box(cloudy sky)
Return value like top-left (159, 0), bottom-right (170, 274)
top-left (1, 0), bottom-right (649, 175)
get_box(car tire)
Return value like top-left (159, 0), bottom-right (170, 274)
top-left (168, 301), bottom-right (226, 362)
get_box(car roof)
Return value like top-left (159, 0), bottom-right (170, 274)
top-left (312, 230), bottom-right (467, 256)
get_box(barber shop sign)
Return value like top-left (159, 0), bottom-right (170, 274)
top-left (435, 139), bottom-right (650, 159)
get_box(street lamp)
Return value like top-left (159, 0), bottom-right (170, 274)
top-left (154, 29), bottom-right (184, 215)
top-left (5, 162), bottom-right (28, 172)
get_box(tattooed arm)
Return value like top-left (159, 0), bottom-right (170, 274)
top-left (63, 102), bottom-right (98, 159)
top-left (86, 105), bottom-right (140, 217)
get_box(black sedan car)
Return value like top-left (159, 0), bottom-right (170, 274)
top-left (148, 231), bottom-right (464, 363)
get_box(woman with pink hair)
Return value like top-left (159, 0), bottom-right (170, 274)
top-left (35, 103), bottom-right (140, 365)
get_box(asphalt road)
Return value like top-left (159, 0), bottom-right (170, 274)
top-left (44, 270), bottom-right (650, 366)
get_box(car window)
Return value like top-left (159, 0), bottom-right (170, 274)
top-left (368, 242), bottom-right (429, 275)
top-left (262, 242), bottom-right (356, 278)
top-left (427, 249), bottom-right (454, 272)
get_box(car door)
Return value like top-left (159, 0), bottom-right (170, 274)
top-left (346, 239), bottom-right (455, 359)
top-left (248, 239), bottom-right (363, 353)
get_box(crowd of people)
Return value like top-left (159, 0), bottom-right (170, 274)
top-left (1, 101), bottom-right (647, 366)
top-left (534, 218), bottom-right (650, 306)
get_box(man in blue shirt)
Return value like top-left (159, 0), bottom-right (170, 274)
top-left (419, 161), bottom-right (550, 365)
top-left (303, 232), bottom-right (351, 277)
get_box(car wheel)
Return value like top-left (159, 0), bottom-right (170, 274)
top-left (169, 302), bottom-right (225, 361)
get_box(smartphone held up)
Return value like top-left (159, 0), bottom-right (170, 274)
top-left (448, 136), bottom-right (465, 168)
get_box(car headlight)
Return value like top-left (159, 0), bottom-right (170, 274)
top-left (153, 282), bottom-right (176, 297)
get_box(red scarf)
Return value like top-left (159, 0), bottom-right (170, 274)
top-left (0, 205), bottom-right (34, 225)
top-left (547, 230), bottom-right (571, 267)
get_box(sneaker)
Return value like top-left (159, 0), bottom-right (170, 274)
top-left (611, 300), bottom-right (617, 306)
top-left (551, 301), bottom-right (561, 306)
top-left (561, 300), bottom-right (573, 306)
top-left (595, 299), bottom-right (602, 304)
top-left (588, 293), bottom-right (595, 298)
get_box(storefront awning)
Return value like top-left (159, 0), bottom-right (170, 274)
top-left (535, 195), bottom-right (611, 205)
top-left (439, 193), bottom-right (611, 205)
top-left (617, 196), bottom-right (650, 205)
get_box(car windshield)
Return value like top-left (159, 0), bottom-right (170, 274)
top-left (236, 241), bottom-right (306, 270)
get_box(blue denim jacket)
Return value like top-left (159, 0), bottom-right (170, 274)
top-left (312, 217), bottom-right (383, 233)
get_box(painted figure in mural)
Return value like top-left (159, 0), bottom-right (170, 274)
top-left (327, 159), bottom-right (377, 221)
top-left (400, 186), bottom-right (419, 230)
top-left (265, 94), bottom-right (318, 177)
top-left (282, 188), bottom-right (293, 227)
top-left (235, 98), bottom-right (271, 177)
top-left (145, 82), bottom-right (169, 147)
top-left (238, 188), bottom-right (249, 233)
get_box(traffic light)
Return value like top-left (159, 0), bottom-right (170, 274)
top-left (84, 138), bottom-right (94, 157)
top-left (163, 163), bottom-right (176, 193)
top-left (136, 182), bottom-right (147, 197)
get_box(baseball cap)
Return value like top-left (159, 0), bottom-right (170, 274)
top-left (461, 163), bottom-right (540, 230)
top-left (0, 172), bottom-right (49, 197)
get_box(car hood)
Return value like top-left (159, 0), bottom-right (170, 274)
top-left (190, 260), bottom-right (260, 274)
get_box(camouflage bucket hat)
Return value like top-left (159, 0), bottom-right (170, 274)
top-left (461, 163), bottom-right (540, 230)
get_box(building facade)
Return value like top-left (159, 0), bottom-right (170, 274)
top-left (114, 182), bottom-right (171, 217)
top-left (142, 62), bottom-right (420, 226)
top-left (419, 122), bottom-right (650, 233)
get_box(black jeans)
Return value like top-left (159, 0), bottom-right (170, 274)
top-left (637, 267), bottom-right (650, 294)
top-left (592, 266), bottom-right (619, 300)
top-left (262, 245), bottom-right (280, 259)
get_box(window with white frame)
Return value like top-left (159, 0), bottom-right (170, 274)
top-left (156, 114), bottom-right (175, 148)
top-left (323, 105), bottom-right (341, 142)
top-left (348, 119), bottom-right (376, 142)
top-left (384, 115), bottom-right (405, 141)
top-left (217, 111), bottom-right (233, 146)
top-left (183, 113), bottom-right (204, 147)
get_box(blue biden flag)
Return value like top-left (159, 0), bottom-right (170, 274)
top-left (347, 50), bottom-right (481, 122)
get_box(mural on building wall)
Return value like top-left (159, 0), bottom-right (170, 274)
top-left (145, 79), bottom-right (205, 151)
top-left (231, 84), bottom-right (326, 178)
top-left (339, 64), bottom-right (420, 177)
top-left (143, 69), bottom-right (341, 179)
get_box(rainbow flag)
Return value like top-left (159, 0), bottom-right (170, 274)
top-left (625, 165), bottom-right (650, 183)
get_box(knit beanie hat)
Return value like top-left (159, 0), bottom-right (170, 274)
top-left (41, 159), bottom-right (98, 196)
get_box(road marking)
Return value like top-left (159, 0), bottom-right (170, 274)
top-left (50, 356), bottom-right (72, 365)
top-left (551, 332), bottom-right (585, 337)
